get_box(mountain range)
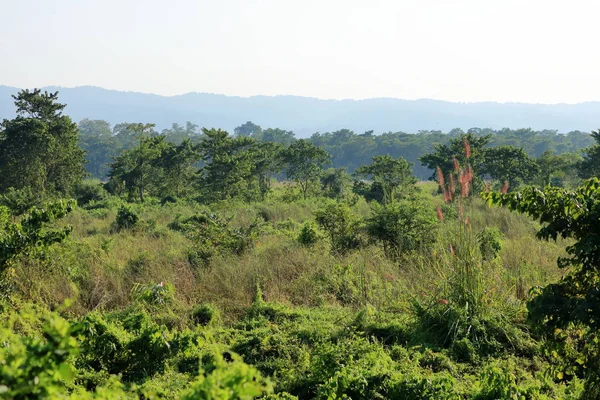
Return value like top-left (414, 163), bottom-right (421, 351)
top-left (1, 85), bottom-right (599, 137)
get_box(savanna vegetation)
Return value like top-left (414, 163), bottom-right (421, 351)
top-left (1, 89), bottom-right (600, 399)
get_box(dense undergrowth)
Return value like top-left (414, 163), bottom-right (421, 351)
top-left (0, 181), bottom-right (585, 399)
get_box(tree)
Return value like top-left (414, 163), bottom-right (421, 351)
top-left (484, 179), bottom-right (600, 396)
top-left (79, 119), bottom-right (117, 179)
top-left (536, 150), bottom-right (581, 188)
top-left (481, 146), bottom-right (539, 190)
top-left (160, 138), bottom-right (200, 197)
top-left (247, 141), bottom-right (284, 199)
top-left (256, 128), bottom-right (295, 145)
top-left (419, 133), bottom-right (491, 181)
top-left (354, 155), bottom-right (417, 204)
top-left (108, 123), bottom-right (167, 202)
top-left (578, 130), bottom-right (600, 179)
top-left (197, 128), bottom-right (257, 201)
top-left (0, 89), bottom-right (85, 195)
top-left (234, 121), bottom-right (262, 137)
top-left (282, 140), bottom-right (330, 199)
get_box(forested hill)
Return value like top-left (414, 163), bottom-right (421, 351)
top-left (2, 85), bottom-right (600, 135)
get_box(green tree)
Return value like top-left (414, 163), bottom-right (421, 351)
top-left (282, 140), bottom-right (330, 199)
top-left (419, 133), bottom-right (490, 181)
top-left (481, 146), bottom-right (539, 190)
top-left (108, 123), bottom-right (168, 202)
top-left (234, 121), bottom-right (262, 137)
top-left (536, 150), bottom-right (581, 188)
top-left (160, 138), bottom-right (200, 197)
top-left (197, 128), bottom-right (257, 201)
top-left (354, 155), bottom-right (417, 204)
top-left (256, 128), bottom-right (296, 145)
top-left (484, 179), bottom-right (600, 396)
top-left (578, 130), bottom-right (600, 179)
top-left (0, 89), bottom-right (85, 195)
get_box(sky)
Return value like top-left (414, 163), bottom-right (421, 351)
top-left (0, 0), bottom-right (597, 103)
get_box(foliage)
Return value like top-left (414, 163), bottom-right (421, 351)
top-left (476, 227), bottom-right (503, 261)
top-left (297, 222), bottom-right (319, 247)
top-left (0, 187), bottom-right (41, 216)
top-left (0, 89), bottom-right (85, 195)
top-left (282, 140), bottom-right (330, 199)
top-left (74, 180), bottom-right (108, 206)
top-left (578, 129), bottom-right (600, 179)
top-left (355, 155), bottom-right (417, 204)
top-left (0, 201), bottom-right (74, 276)
top-left (114, 205), bottom-right (139, 231)
top-left (365, 201), bottom-right (437, 260)
top-left (314, 201), bottom-right (362, 254)
top-left (481, 146), bottom-right (540, 191)
top-left (484, 178), bottom-right (600, 395)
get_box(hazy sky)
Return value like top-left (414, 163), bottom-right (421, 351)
top-left (0, 0), bottom-right (596, 103)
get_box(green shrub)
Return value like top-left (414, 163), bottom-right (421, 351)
top-left (0, 186), bottom-right (41, 215)
top-left (191, 304), bottom-right (221, 326)
top-left (74, 180), bottom-right (108, 206)
top-left (314, 201), bottom-right (362, 254)
top-left (365, 200), bottom-right (437, 260)
top-left (114, 205), bottom-right (139, 231)
top-left (476, 227), bottom-right (503, 260)
top-left (297, 222), bottom-right (318, 247)
top-left (131, 282), bottom-right (175, 306)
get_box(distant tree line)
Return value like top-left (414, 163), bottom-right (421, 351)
top-left (2, 90), bottom-right (600, 207)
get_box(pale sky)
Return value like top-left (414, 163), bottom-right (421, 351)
top-left (0, 0), bottom-right (597, 103)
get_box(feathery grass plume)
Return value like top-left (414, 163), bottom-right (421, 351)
top-left (436, 205), bottom-right (444, 222)
top-left (463, 137), bottom-right (472, 158)
top-left (453, 157), bottom-right (460, 173)
top-left (484, 181), bottom-right (491, 193)
top-left (449, 174), bottom-right (456, 198)
top-left (500, 181), bottom-right (510, 194)
top-left (436, 166), bottom-right (445, 186)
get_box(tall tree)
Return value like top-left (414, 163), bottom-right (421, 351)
top-left (0, 89), bottom-right (85, 195)
top-left (481, 146), bottom-right (539, 190)
top-left (108, 123), bottom-right (166, 202)
top-left (282, 140), bottom-right (330, 199)
top-left (197, 128), bottom-right (257, 201)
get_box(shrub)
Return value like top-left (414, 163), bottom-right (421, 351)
top-left (476, 227), bottom-right (503, 261)
top-left (0, 186), bottom-right (41, 216)
top-left (297, 222), bottom-right (318, 247)
top-left (169, 211), bottom-right (257, 265)
top-left (191, 304), bottom-right (221, 326)
top-left (114, 205), bottom-right (139, 231)
top-left (131, 282), bottom-right (175, 306)
top-left (314, 201), bottom-right (362, 254)
top-left (365, 201), bottom-right (437, 260)
top-left (74, 180), bottom-right (108, 206)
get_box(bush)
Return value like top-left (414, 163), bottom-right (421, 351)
top-left (191, 304), bottom-right (221, 326)
top-left (365, 201), bottom-right (437, 260)
top-left (114, 205), bottom-right (139, 231)
top-left (476, 227), bottom-right (503, 260)
top-left (314, 201), bottom-right (362, 255)
top-left (75, 180), bottom-right (108, 206)
top-left (297, 222), bottom-right (319, 247)
top-left (0, 186), bottom-right (41, 216)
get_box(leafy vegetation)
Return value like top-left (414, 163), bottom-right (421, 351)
top-left (1, 89), bottom-right (599, 398)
